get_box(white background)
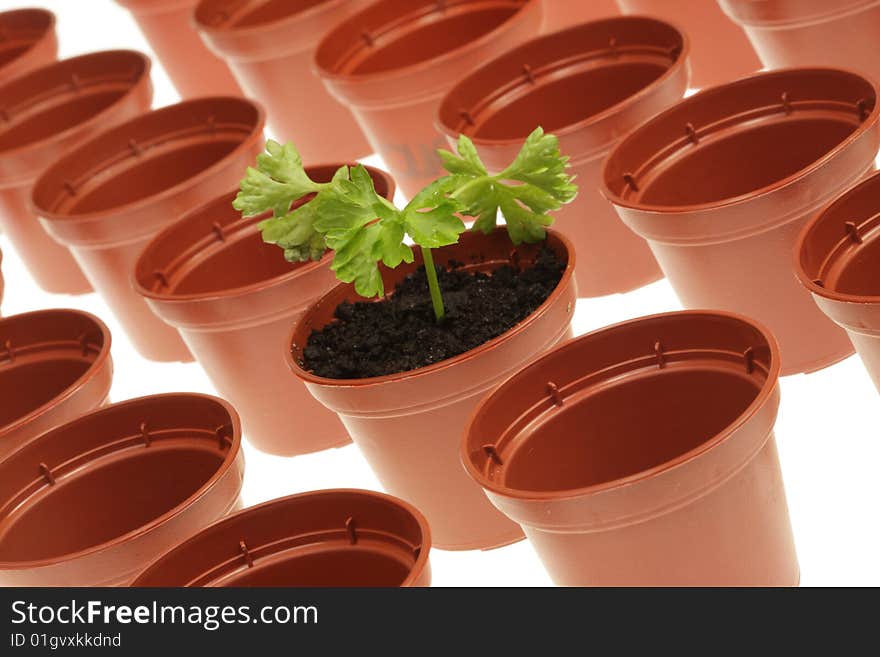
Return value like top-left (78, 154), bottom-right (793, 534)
top-left (1, 0), bottom-right (879, 587)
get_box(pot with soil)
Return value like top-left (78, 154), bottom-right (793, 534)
top-left (720, 0), bottom-right (880, 84)
top-left (539, 0), bottom-right (618, 33)
top-left (314, 0), bottom-right (543, 199)
top-left (193, 0), bottom-right (371, 164)
top-left (113, 0), bottom-right (241, 99)
top-left (32, 97), bottom-right (266, 363)
top-left (615, 0), bottom-right (759, 90)
top-left (133, 164), bottom-right (395, 457)
top-left (0, 393), bottom-right (245, 587)
top-left (133, 490), bottom-right (431, 586)
top-left (602, 67), bottom-right (880, 375)
top-left (0, 50), bottom-right (153, 295)
top-left (0, 309), bottom-right (112, 462)
top-left (438, 16), bottom-right (689, 297)
top-left (463, 310), bottom-right (799, 586)
top-left (795, 170), bottom-right (880, 394)
top-left (0, 8), bottom-right (57, 85)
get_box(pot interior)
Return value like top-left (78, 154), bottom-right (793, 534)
top-left (0, 9), bottom-right (52, 69)
top-left (197, 0), bottom-right (331, 29)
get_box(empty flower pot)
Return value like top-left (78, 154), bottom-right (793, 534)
top-left (0, 8), bottom-right (57, 85)
top-left (720, 0), bottom-right (880, 84)
top-left (289, 229), bottom-right (576, 550)
top-left (539, 0), bottom-right (618, 33)
top-left (0, 393), bottom-right (245, 587)
top-left (133, 489), bottom-right (431, 586)
top-left (616, 0), bottom-right (760, 90)
top-left (602, 68), bottom-right (880, 375)
top-left (193, 0), bottom-right (372, 164)
top-left (796, 169), bottom-right (880, 394)
top-left (0, 309), bottom-right (112, 463)
top-left (463, 310), bottom-right (799, 586)
top-left (438, 17), bottom-right (689, 297)
top-left (133, 164), bottom-right (394, 456)
top-left (0, 248), bottom-right (3, 311)
top-left (114, 0), bottom-right (242, 99)
top-left (32, 97), bottom-right (266, 362)
top-left (314, 0), bottom-right (543, 199)
top-left (0, 50), bottom-right (153, 295)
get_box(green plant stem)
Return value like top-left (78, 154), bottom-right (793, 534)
top-left (420, 246), bottom-right (445, 323)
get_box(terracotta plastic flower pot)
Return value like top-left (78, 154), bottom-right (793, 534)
top-left (0, 393), bottom-right (245, 587)
top-left (539, 0), bottom-right (618, 33)
top-left (314, 0), bottom-right (543, 199)
top-left (133, 164), bottom-right (395, 456)
top-left (0, 8), bottom-right (57, 85)
top-left (289, 228), bottom-right (576, 550)
top-left (0, 309), bottom-right (112, 463)
top-left (0, 248), bottom-right (3, 312)
top-left (114, 0), bottom-right (241, 99)
top-left (438, 17), bottom-right (689, 297)
top-left (795, 170), bottom-right (880, 394)
top-left (602, 68), bottom-right (880, 375)
top-left (616, 0), bottom-right (760, 90)
top-left (133, 489), bottom-right (431, 586)
top-left (32, 97), bottom-right (266, 363)
top-left (720, 0), bottom-right (880, 84)
top-left (463, 310), bottom-right (799, 586)
top-left (0, 50), bottom-right (153, 295)
top-left (193, 0), bottom-right (371, 164)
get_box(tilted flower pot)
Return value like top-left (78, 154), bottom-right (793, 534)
top-left (0, 8), bottom-right (57, 85)
top-left (616, 0), bottom-right (760, 90)
top-left (288, 229), bottom-right (577, 550)
top-left (0, 393), bottom-right (245, 587)
top-left (32, 97), bottom-right (266, 363)
top-left (720, 0), bottom-right (880, 84)
top-left (796, 169), bottom-right (880, 394)
top-left (602, 68), bottom-right (880, 375)
top-left (113, 0), bottom-right (241, 99)
top-left (539, 0), bottom-right (618, 33)
top-left (0, 309), bottom-right (112, 462)
top-left (463, 310), bottom-right (799, 586)
top-left (193, 0), bottom-right (372, 164)
top-left (0, 248), bottom-right (4, 311)
top-left (133, 490), bottom-right (431, 586)
top-left (133, 164), bottom-right (395, 457)
top-left (314, 0), bottom-right (542, 199)
top-left (0, 50), bottom-right (153, 295)
top-left (438, 17), bottom-right (689, 297)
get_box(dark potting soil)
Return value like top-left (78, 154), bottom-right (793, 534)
top-left (302, 247), bottom-right (565, 379)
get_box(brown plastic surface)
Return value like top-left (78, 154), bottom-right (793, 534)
top-left (539, 0), bottom-right (618, 33)
top-left (795, 169), bottom-right (880, 394)
top-left (133, 164), bottom-right (394, 456)
top-left (0, 309), bottom-right (112, 463)
top-left (314, 0), bottom-right (542, 199)
top-left (438, 17), bottom-right (689, 297)
top-left (0, 8), bottom-right (57, 85)
top-left (602, 68), bottom-right (880, 375)
top-left (194, 0), bottom-right (371, 163)
top-left (114, 0), bottom-right (241, 99)
top-left (616, 0), bottom-right (760, 90)
top-left (0, 393), bottom-right (245, 587)
top-left (288, 229), bottom-right (577, 550)
top-left (0, 248), bottom-right (3, 312)
top-left (463, 310), bottom-right (799, 586)
top-left (0, 50), bottom-right (153, 294)
top-left (720, 0), bottom-right (880, 84)
top-left (32, 97), bottom-right (266, 362)
top-left (133, 489), bottom-right (431, 587)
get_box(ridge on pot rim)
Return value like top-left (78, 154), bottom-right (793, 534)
top-left (31, 96), bottom-right (266, 363)
top-left (0, 8), bottom-right (57, 84)
top-left (0, 393), bottom-right (245, 587)
top-left (437, 16), bottom-right (690, 297)
top-left (602, 67), bottom-right (880, 375)
top-left (133, 489), bottom-right (431, 587)
top-left (463, 310), bottom-right (799, 586)
top-left (0, 308), bottom-right (113, 462)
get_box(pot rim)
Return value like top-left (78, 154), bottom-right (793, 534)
top-left (434, 15), bottom-right (690, 149)
top-left (0, 7), bottom-right (55, 46)
top-left (194, 0), bottom-right (351, 37)
top-left (461, 309), bottom-right (781, 502)
top-left (601, 66), bottom-right (880, 215)
top-left (720, 0), bottom-right (880, 28)
top-left (0, 308), bottom-right (112, 440)
top-left (287, 227), bottom-right (576, 387)
top-left (0, 393), bottom-right (243, 570)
